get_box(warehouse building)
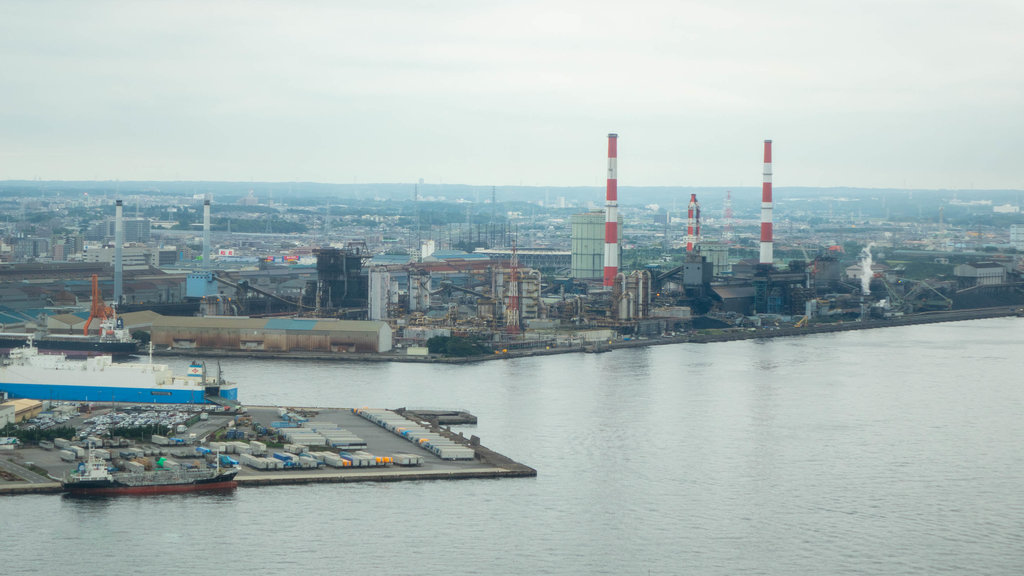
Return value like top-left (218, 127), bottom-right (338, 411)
top-left (0, 399), bottom-right (43, 423)
top-left (150, 316), bottom-right (392, 354)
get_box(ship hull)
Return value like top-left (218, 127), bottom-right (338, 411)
top-left (64, 468), bottom-right (239, 496)
top-left (0, 336), bottom-right (138, 358)
top-left (0, 381), bottom-right (238, 404)
top-left (65, 479), bottom-right (237, 496)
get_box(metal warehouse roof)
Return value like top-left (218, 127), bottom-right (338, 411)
top-left (152, 316), bottom-right (387, 333)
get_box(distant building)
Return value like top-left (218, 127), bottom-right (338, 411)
top-left (1011, 225), bottom-right (1024, 251)
top-left (13, 237), bottom-right (50, 262)
top-left (82, 244), bottom-right (154, 270)
top-left (238, 190), bottom-right (259, 206)
top-left (85, 218), bottom-right (151, 243)
top-left (571, 211), bottom-right (621, 280)
top-left (954, 261), bottom-right (1007, 288)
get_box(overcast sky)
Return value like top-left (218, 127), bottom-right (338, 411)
top-left (1, 0), bottom-right (1021, 190)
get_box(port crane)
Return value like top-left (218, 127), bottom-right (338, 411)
top-left (83, 274), bottom-right (114, 335)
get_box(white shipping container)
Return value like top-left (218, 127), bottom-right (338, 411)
top-left (59, 449), bottom-right (75, 462)
top-left (392, 453), bottom-right (424, 466)
top-left (435, 447), bottom-right (475, 460)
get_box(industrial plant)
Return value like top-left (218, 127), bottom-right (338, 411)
top-left (1, 136), bottom-right (1023, 360)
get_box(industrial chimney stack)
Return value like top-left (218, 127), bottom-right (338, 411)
top-left (686, 193), bottom-right (701, 253)
top-left (203, 197), bottom-right (211, 272)
top-left (114, 200), bottom-right (123, 306)
top-left (603, 133), bottom-right (619, 287)
top-left (759, 140), bottom-right (774, 266)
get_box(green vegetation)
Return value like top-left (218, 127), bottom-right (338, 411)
top-left (425, 335), bottom-right (491, 357)
top-left (0, 424), bottom-right (77, 444)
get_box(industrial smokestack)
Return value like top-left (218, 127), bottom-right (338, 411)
top-left (203, 197), bottom-right (211, 272)
top-left (723, 190), bottom-right (733, 244)
top-left (114, 199), bottom-right (123, 306)
top-left (686, 193), bottom-right (700, 253)
top-left (603, 133), bottom-right (619, 287)
top-left (759, 140), bottom-right (773, 266)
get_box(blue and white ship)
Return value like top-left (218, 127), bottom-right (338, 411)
top-left (0, 343), bottom-right (238, 405)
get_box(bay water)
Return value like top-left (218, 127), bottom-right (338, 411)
top-left (2, 318), bottom-right (1022, 575)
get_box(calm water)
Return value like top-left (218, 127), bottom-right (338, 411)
top-left (3, 318), bottom-right (1023, 575)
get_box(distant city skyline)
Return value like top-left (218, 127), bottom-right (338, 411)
top-left (1, 1), bottom-right (1022, 190)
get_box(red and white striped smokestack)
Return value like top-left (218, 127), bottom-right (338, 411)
top-left (759, 139), bottom-right (773, 265)
top-left (603, 133), bottom-right (619, 286)
top-left (695, 196), bottom-right (701, 245)
top-left (686, 194), bottom-right (697, 252)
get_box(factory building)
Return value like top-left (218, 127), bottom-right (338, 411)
top-left (83, 244), bottom-right (156, 270)
top-left (151, 316), bottom-right (392, 354)
top-left (472, 248), bottom-right (570, 273)
top-left (954, 262), bottom-right (1008, 288)
top-left (309, 247), bottom-right (368, 310)
top-left (571, 211), bottom-right (622, 281)
top-left (701, 242), bottom-right (731, 276)
top-left (1, 398), bottom-right (43, 423)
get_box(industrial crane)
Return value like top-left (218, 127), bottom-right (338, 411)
top-left (83, 274), bottom-right (114, 335)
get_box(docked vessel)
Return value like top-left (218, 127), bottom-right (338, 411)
top-left (62, 447), bottom-right (239, 495)
top-left (0, 316), bottom-right (139, 358)
top-left (0, 343), bottom-right (238, 405)
top-left (0, 274), bottom-right (140, 358)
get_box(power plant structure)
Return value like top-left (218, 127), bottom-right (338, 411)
top-left (603, 133), bottom-right (619, 287)
top-left (504, 244), bottom-right (521, 334)
top-left (722, 191), bottom-right (733, 244)
top-left (760, 139), bottom-right (774, 267)
top-left (686, 193), bottom-right (701, 253)
top-left (27, 134), bottom-right (988, 360)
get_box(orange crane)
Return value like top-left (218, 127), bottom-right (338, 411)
top-left (83, 274), bottom-right (114, 336)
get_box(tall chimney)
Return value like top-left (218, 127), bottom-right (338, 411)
top-left (603, 133), bottom-right (619, 286)
top-left (723, 190), bottom-right (733, 244)
top-left (686, 193), bottom-right (698, 252)
top-left (203, 197), bottom-right (211, 271)
top-left (759, 140), bottom-right (773, 266)
top-left (114, 199), bottom-right (123, 306)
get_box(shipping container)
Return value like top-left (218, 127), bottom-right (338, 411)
top-left (392, 453), bottom-right (423, 466)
